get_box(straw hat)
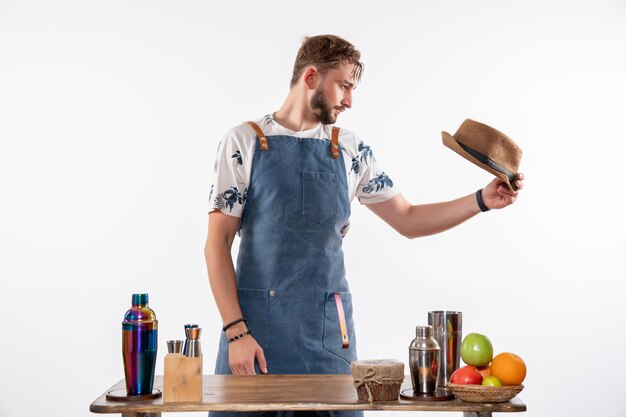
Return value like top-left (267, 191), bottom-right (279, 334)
top-left (442, 119), bottom-right (522, 191)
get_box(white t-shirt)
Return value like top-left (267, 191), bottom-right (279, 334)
top-left (209, 114), bottom-right (399, 217)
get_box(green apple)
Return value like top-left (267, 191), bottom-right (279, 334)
top-left (481, 376), bottom-right (502, 387)
top-left (460, 333), bottom-right (493, 366)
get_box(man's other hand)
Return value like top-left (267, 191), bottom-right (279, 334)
top-left (228, 335), bottom-right (268, 375)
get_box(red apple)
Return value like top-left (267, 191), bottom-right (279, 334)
top-left (450, 365), bottom-right (483, 385)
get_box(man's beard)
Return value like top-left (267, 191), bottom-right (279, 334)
top-left (311, 87), bottom-right (339, 124)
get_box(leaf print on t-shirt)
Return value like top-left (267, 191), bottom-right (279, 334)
top-left (362, 172), bottom-right (393, 194)
top-left (350, 141), bottom-right (373, 175)
top-left (232, 150), bottom-right (243, 165)
top-left (358, 141), bottom-right (373, 163)
top-left (213, 186), bottom-right (245, 212)
top-left (349, 156), bottom-right (360, 174)
top-left (264, 114), bottom-right (276, 125)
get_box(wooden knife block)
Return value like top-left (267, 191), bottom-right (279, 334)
top-left (163, 353), bottom-right (203, 402)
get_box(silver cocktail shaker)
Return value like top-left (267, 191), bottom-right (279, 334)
top-left (408, 325), bottom-right (440, 395)
top-left (428, 311), bottom-right (462, 387)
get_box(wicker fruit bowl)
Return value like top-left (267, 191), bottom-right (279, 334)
top-left (447, 383), bottom-right (524, 403)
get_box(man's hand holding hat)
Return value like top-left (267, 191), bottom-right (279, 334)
top-left (442, 118), bottom-right (525, 211)
top-left (481, 173), bottom-right (525, 211)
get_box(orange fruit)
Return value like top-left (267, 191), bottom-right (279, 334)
top-left (490, 352), bottom-right (526, 385)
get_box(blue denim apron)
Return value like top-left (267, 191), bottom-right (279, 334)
top-left (211, 122), bottom-right (362, 417)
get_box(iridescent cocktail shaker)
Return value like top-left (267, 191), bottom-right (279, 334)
top-left (122, 293), bottom-right (158, 396)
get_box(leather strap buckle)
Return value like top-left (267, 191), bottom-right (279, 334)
top-left (245, 121), bottom-right (269, 151)
top-left (331, 127), bottom-right (340, 159)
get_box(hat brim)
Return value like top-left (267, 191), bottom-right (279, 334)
top-left (442, 131), bottom-right (517, 192)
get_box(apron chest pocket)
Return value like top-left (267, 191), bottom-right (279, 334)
top-left (302, 171), bottom-right (338, 224)
top-left (322, 291), bottom-right (356, 364)
top-left (237, 288), bottom-right (270, 349)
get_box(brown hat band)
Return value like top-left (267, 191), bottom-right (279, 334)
top-left (457, 141), bottom-right (517, 188)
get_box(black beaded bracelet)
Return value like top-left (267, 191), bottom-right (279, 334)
top-left (227, 330), bottom-right (252, 344)
top-left (222, 318), bottom-right (246, 332)
top-left (476, 189), bottom-right (491, 212)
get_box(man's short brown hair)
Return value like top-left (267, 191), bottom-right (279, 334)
top-left (290, 35), bottom-right (363, 88)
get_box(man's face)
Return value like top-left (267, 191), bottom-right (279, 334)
top-left (310, 62), bottom-right (356, 124)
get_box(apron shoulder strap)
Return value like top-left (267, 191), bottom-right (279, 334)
top-left (331, 126), bottom-right (340, 159)
top-left (244, 121), bottom-right (269, 151)
top-left (245, 121), bottom-right (338, 157)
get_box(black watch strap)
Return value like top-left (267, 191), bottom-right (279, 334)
top-left (476, 189), bottom-right (491, 212)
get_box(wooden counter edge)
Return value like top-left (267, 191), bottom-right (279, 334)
top-left (91, 402), bottom-right (526, 414)
top-left (89, 376), bottom-right (527, 414)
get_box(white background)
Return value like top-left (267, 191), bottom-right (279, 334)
top-left (1, 1), bottom-right (625, 417)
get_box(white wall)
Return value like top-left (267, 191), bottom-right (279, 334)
top-left (1, 1), bottom-right (625, 417)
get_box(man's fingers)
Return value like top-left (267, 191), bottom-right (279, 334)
top-left (515, 172), bottom-right (524, 190)
top-left (232, 365), bottom-right (253, 375)
top-left (498, 185), bottom-right (517, 197)
top-left (230, 361), bottom-right (254, 375)
top-left (244, 358), bottom-right (257, 375)
top-left (256, 347), bottom-right (268, 374)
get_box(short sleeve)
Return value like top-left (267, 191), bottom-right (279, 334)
top-left (208, 128), bottom-right (253, 217)
top-left (354, 140), bottom-right (400, 204)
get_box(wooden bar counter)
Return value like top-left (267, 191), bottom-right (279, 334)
top-left (90, 375), bottom-right (526, 417)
